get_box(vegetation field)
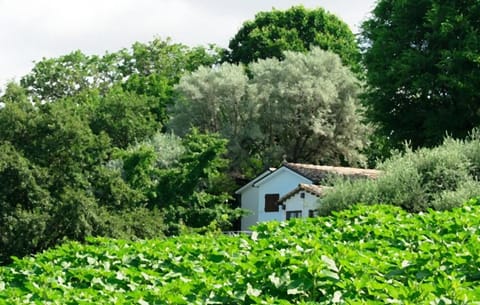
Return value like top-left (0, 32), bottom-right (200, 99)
top-left (1, 199), bottom-right (480, 304)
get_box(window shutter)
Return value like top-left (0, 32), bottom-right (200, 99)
top-left (265, 194), bottom-right (280, 212)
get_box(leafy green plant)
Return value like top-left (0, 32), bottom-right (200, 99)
top-left (1, 199), bottom-right (479, 304)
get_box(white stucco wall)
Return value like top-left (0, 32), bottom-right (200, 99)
top-left (256, 168), bottom-right (311, 226)
top-left (283, 192), bottom-right (321, 220)
top-left (238, 167), bottom-right (312, 230)
top-left (240, 186), bottom-right (259, 230)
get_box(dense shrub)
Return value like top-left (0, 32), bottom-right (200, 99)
top-left (320, 132), bottom-right (480, 214)
top-left (98, 207), bottom-right (166, 240)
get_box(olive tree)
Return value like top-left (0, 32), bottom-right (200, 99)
top-left (250, 48), bottom-right (369, 165)
top-left (170, 48), bottom-right (370, 169)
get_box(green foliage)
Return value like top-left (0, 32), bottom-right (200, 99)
top-left (152, 129), bottom-right (241, 234)
top-left (0, 38), bottom-right (239, 263)
top-left (97, 207), bottom-right (166, 240)
top-left (0, 143), bottom-right (52, 264)
top-left (117, 145), bottom-right (158, 197)
top-left (0, 93), bottom-right (118, 264)
top-left (21, 38), bottom-right (221, 103)
top-left (121, 74), bottom-right (173, 125)
top-left (0, 87), bottom-right (147, 263)
top-left (20, 50), bottom-right (103, 101)
top-left (226, 6), bottom-right (361, 74)
top-left (108, 129), bottom-right (242, 235)
top-left (171, 48), bottom-right (370, 169)
top-left (249, 48), bottom-right (369, 166)
top-left (320, 134), bottom-right (480, 214)
top-left (1, 200), bottom-right (480, 304)
top-left (19, 38), bottom-right (220, 128)
top-left (0, 85), bottom-right (241, 261)
top-left (361, 0), bottom-right (480, 149)
top-left (90, 87), bottom-right (160, 148)
top-left (90, 164), bottom-right (145, 210)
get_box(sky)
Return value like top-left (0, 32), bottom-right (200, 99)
top-left (0, 0), bottom-right (377, 90)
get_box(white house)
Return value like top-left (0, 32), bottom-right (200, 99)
top-left (278, 183), bottom-right (330, 220)
top-left (235, 162), bottom-right (381, 230)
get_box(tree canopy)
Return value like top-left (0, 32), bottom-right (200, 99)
top-left (250, 48), bottom-right (369, 166)
top-left (225, 6), bottom-right (361, 73)
top-left (169, 63), bottom-right (255, 168)
top-left (19, 38), bottom-right (220, 126)
top-left (170, 48), bottom-right (370, 171)
top-left (361, 0), bottom-right (480, 149)
top-left (0, 38), bottom-right (236, 263)
top-left (0, 83), bottom-right (240, 263)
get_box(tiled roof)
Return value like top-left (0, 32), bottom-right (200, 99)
top-left (278, 183), bottom-right (330, 204)
top-left (283, 162), bottom-right (381, 183)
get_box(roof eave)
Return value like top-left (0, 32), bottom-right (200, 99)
top-left (234, 169), bottom-right (275, 194)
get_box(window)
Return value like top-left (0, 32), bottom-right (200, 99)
top-left (264, 194), bottom-right (280, 212)
top-left (286, 210), bottom-right (302, 220)
top-left (308, 209), bottom-right (317, 217)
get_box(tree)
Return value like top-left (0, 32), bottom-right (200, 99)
top-left (20, 50), bottom-right (105, 101)
top-left (0, 43), bottom-right (230, 261)
top-left (157, 129), bottom-right (241, 234)
top-left (0, 142), bottom-right (52, 264)
top-left (225, 6), bottom-right (361, 73)
top-left (250, 48), bottom-right (369, 165)
top-left (361, 0), bottom-right (480, 149)
top-left (113, 129), bottom-right (241, 234)
top-left (170, 48), bottom-right (370, 168)
top-left (0, 85), bottom-right (151, 263)
top-left (170, 63), bottom-right (258, 166)
top-left (20, 38), bottom-right (220, 105)
top-left (89, 87), bottom-right (160, 148)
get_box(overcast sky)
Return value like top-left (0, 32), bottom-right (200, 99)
top-left (0, 0), bottom-right (376, 89)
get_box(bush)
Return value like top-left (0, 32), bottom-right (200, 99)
top-left (98, 207), bottom-right (166, 240)
top-left (320, 132), bottom-right (480, 214)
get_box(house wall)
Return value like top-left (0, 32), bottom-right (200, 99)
top-left (255, 168), bottom-right (311, 227)
top-left (283, 192), bottom-right (321, 220)
top-left (240, 186), bottom-right (259, 230)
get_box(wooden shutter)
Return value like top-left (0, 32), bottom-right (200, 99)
top-left (264, 194), bottom-right (280, 212)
